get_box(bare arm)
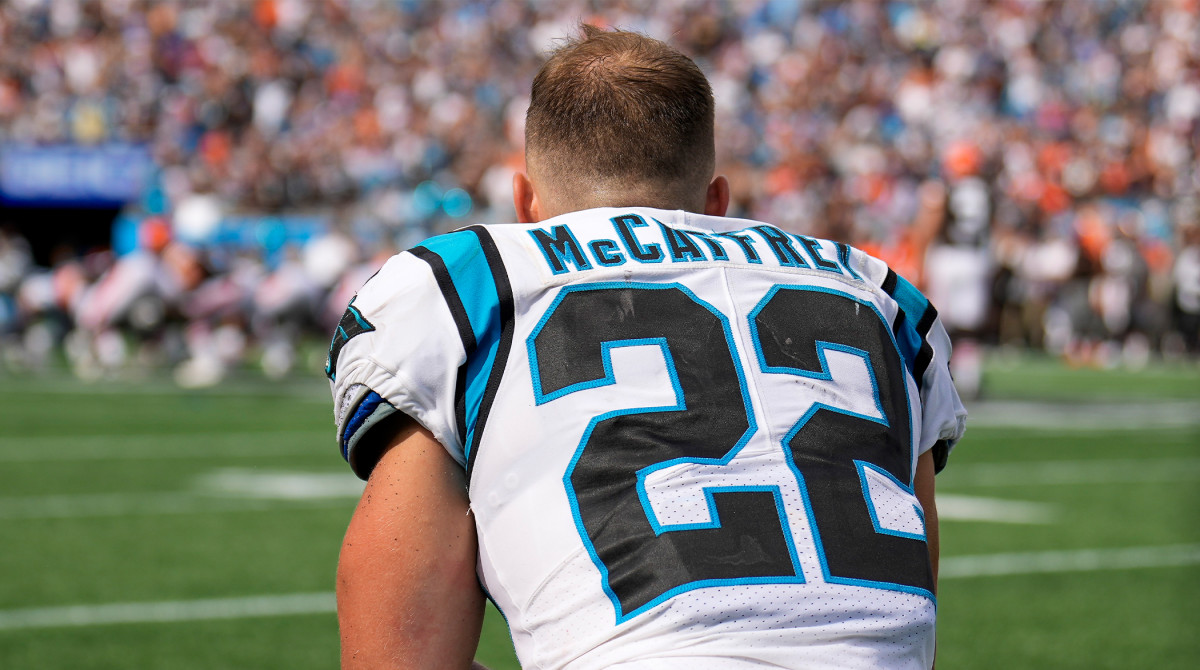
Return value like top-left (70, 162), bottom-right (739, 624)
top-left (914, 449), bottom-right (939, 592)
top-left (337, 420), bottom-right (485, 669)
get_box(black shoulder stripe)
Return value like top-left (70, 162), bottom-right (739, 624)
top-left (882, 267), bottom-right (935, 382)
top-left (881, 267), bottom-right (899, 296)
top-left (916, 302), bottom-right (938, 338)
top-left (914, 340), bottom-right (934, 384)
top-left (410, 246), bottom-right (477, 356)
top-left (453, 365), bottom-right (469, 453)
top-left (890, 304), bottom-right (908, 347)
top-left (461, 225), bottom-right (515, 479)
top-left (914, 304), bottom-right (937, 382)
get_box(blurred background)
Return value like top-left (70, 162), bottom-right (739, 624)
top-left (0, 1), bottom-right (1196, 669)
top-left (0, 0), bottom-right (1197, 387)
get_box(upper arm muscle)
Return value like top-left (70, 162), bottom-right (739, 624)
top-left (337, 420), bottom-right (484, 670)
top-left (914, 449), bottom-right (939, 591)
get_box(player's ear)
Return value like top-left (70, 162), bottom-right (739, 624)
top-left (513, 172), bottom-right (542, 223)
top-left (704, 175), bottom-right (730, 217)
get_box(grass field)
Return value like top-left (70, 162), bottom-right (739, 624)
top-left (0, 355), bottom-right (1197, 669)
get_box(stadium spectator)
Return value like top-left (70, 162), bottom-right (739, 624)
top-left (0, 0), bottom-right (1196, 383)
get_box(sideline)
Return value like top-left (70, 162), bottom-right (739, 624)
top-left (1, 545), bottom-right (1196, 631)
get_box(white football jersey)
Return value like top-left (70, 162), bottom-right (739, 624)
top-left (329, 207), bottom-right (967, 670)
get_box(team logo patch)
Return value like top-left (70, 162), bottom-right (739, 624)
top-left (326, 297), bottom-right (375, 380)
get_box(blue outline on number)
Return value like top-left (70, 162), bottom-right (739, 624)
top-left (854, 460), bottom-right (926, 541)
top-left (749, 284), bottom-right (933, 602)
top-left (748, 287), bottom-right (887, 427)
top-left (634, 483), bottom-right (788, 538)
top-left (529, 281), bottom-right (810, 623)
top-left (529, 336), bottom-right (680, 405)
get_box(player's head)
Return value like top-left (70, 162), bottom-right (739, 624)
top-left (514, 24), bottom-right (729, 222)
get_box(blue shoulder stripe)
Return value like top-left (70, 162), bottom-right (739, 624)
top-left (410, 245), bottom-right (474, 443)
top-left (412, 227), bottom-right (514, 475)
top-left (882, 269), bottom-right (936, 383)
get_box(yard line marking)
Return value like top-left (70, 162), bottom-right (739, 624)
top-left (197, 469), bottom-right (365, 499)
top-left (0, 492), bottom-right (353, 520)
top-left (0, 431), bottom-right (330, 463)
top-left (942, 458), bottom-right (1200, 487)
top-left (941, 544), bottom-right (1200, 578)
top-left (0, 470), bottom-right (362, 519)
top-left (965, 400), bottom-right (1200, 430)
top-left (936, 494), bottom-right (1056, 524)
top-left (0, 593), bottom-right (336, 631)
top-left (1, 545), bottom-right (1196, 630)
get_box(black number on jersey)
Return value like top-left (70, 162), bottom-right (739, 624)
top-left (530, 283), bottom-right (931, 621)
top-left (752, 287), bottom-right (932, 593)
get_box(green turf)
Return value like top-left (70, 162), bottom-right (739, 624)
top-left (0, 355), bottom-right (1196, 669)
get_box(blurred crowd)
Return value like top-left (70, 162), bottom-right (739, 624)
top-left (1, 0), bottom-right (1199, 387)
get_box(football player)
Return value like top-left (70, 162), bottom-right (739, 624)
top-left (330, 26), bottom-right (966, 670)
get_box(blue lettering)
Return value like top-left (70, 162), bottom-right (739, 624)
top-left (752, 226), bottom-right (808, 267)
top-left (612, 215), bottom-right (664, 263)
top-left (689, 231), bottom-right (729, 261)
top-left (715, 231), bottom-right (761, 263)
top-left (797, 235), bottom-right (841, 273)
top-left (658, 220), bottom-right (706, 262)
top-left (836, 242), bottom-right (863, 280)
top-left (530, 225), bottom-right (592, 274)
top-left (589, 239), bottom-right (626, 266)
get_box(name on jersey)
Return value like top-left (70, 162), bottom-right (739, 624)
top-left (529, 213), bottom-right (857, 279)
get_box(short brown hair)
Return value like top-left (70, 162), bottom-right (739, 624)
top-left (525, 25), bottom-right (715, 203)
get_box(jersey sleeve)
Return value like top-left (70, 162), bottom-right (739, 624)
top-left (844, 246), bottom-right (968, 473)
top-left (327, 251), bottom-right (468, 479)
top-left (916, 311), bottom-right (968, 472)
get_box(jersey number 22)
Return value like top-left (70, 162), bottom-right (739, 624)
top-left (529, 283), bottom-right (933, 621)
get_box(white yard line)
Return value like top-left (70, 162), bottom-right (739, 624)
top-left (936, 494), bottom-right (1056, 524)
top-left (0, 470), bottom-right (362, 519)
top-left (964, 400), bottom-right (1200, 430)
top-left (0, 593), bottom-right (335, 631)
top-left (0, 431), bottom-right (330, 463)
top-left (0, 491), bottom-right (353, 520)
top-left (940, 543), bottom-right (1200, 578)
top-left (942, 458), bottom-right (1200, 487)
top-left (0, 544), bottom-right (1195, 631)
top-left (196, 469), bottom-right (365, 499)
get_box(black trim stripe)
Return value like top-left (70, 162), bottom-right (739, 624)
top-left (453, 365), bottom-right (469, 453)
top-left (891, 306), bottom-right (909, 358)
top-left (913, 303), bottom-right (938, 383)
top-left (461, 225), bottom-right (516, 479)
top-left (915, 302), bottom-right (938, 338)
top-left (410, 245), bottom-right (475, 447)
top-left (881, 267), bottom-right (899, 296)
top-left (882, 267), bottom-right (937, 383)
top-left (914, 340), bottom-right (934, 385)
